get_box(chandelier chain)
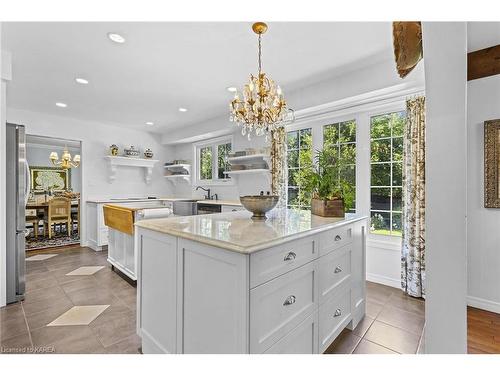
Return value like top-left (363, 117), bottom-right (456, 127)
top-left (258, 33), bottom-right (262, 75)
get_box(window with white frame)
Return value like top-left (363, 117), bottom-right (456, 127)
top-left (323, 119), bottom-right (357, 213)
top-left (286, 128), bottom-right (312, 209)
top-left (370, 111), bottom-right (405, 236)
top-left (195, 137), bottom-right (232, 184)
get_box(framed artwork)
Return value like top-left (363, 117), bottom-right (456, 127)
top-left (30, 166), bottom-right (71, 192)
top-left (484, 119), bottom-right (500, 208)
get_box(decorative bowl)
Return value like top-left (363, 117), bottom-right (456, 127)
top-left (124, 146), bottom-right (140, 158)
top-left (239, 195), bottom-right (279, 220)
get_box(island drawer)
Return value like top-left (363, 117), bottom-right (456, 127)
top-left (264, 311), bottom-right (318, 354)
top-left (318, 225), bottom-right (353, 256)
top-left (318, 285), bottom-right (352, 353)
top-left (250, 260), bottom-right (318, 353)
top-left (318, 246), bottom-right (351, 304)
top-left (250, 237), bottom-right (316, 288)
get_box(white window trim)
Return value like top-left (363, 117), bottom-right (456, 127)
top-left (284, 87), bottom-right (424, 243)
top-left (193, 135), bottom-right (234, 186)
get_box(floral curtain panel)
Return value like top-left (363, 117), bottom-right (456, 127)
top-left (401, 96), bottom-right (426, 298)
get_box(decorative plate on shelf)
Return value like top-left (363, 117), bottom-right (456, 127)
top-left (123, 146), bottom-right (140, 158)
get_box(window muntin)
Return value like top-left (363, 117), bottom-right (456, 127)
top-left (286, 128), bottom-right (312, 209)
top-left (323, 119), bottom-right (357, 213)
top-left (370, 111), bottom-right (405, 236)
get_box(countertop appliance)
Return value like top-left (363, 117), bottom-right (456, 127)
top-left (6, 123), bottom-right (28, 304)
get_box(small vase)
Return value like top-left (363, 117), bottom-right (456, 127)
top-left (144, 148), bottom-right (154, 159)
top-left (311, 198), bottom-right (345, 218)
top-left (109, 144), bottom-right (119, 156)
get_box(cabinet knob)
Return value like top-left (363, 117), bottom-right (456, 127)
top-left (334, 308), bottom-right (342, 317)
top-left (283, 251), bottom-right (296, 261)
top-left (283, 295), bottom-right (296, 306)
top-left (334, 266), bottom-right (342, 274)
top-left (334, 235), bottom-right (342, 241)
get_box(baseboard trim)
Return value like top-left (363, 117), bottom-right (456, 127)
top-left (467, 295), bottom-right (500, 314)
top-left (366, 273), bottom-right (400, 289)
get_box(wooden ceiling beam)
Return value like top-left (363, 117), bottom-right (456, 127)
top-left (467, 44), bottom-right (500, 81)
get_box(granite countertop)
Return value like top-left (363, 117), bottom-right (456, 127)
top-left (135, 209), bottom-right (366, 254)
top-left (196, 199), bottom-right (242, 206)
top-left (103, 203), bottom-right (173, 212)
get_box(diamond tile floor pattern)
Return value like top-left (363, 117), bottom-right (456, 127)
top-left (1, 246), bottom-right (140, 354)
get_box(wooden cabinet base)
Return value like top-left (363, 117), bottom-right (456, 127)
top-left (311, 198), bottom-right (345, 218)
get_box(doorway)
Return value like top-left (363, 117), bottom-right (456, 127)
top-left (25, 134), bottom-right (82, 252)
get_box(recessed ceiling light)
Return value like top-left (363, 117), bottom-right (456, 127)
top-left (107, 32), bottom-right (126, 44)
top-left (55, 102), bottom-right (67, 108)
top-left (75, 78), bottom-right (89, 85)
top-left (226, 87), bottom-right (237, 93)
top-left (178, 107), bottom-right (188, 112)
top-left (145, 122), bottom-right (154, 126)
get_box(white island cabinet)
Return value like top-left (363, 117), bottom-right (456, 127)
top-left (135, 210), bottom-right (367, 354)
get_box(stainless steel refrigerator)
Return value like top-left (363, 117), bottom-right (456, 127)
top-left (6, 123), bottom-right (28, 304)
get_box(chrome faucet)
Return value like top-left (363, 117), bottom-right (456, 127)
top-left (196, 186), bottom-right (214, 200)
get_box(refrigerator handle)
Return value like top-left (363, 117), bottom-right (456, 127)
top-left (24, 160), bottom-right (30, 205)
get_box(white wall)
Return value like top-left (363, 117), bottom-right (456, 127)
top-left (6, 108), bottom-right (175, 247)
top-left (467, 75), bottom-right (500, 313)
top-left (26, 143), bottom-right (82, 193)
top-left (423, 22), bottom-right (468, 354)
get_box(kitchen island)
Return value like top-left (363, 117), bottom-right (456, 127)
top-left (135, 209), bottom-right (368, 354)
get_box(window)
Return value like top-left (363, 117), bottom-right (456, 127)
top-left (370, 111), bottom-right (405, 236)
top-left (323, 120), bottom-right (357, 212)
top-left (195, 137), bottom-right (232, 184)
top-left (286, 128), bottom-right (312, 209)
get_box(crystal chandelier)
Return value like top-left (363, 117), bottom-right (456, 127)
top-left (49, 147), bottom-right (80, 169)
top-left (230, 22), bottom-right (294, 140)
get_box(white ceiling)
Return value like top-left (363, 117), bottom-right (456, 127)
top-left (2, 22), bottom-right (393, 134)
top-left (468, 22), bottom-right (500, 51)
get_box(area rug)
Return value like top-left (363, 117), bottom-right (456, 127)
top-left (26, 231), bottom-right (80, 250)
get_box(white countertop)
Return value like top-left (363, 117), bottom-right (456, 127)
top-left (135, 209), bottom-right (366, 254)
top-left (196, 199), bottom-right (242, 206)
top-left (87, 197), bottom-right (242, 205)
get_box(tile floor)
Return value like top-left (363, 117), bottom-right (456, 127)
top-left (0, 246), bottom-right (140, 354)
top-left (325, 281), bottom-right (425, 354)
top-left (2, 246), bottom-right (497, 354)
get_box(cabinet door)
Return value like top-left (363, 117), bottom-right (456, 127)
top-left (250, 260), bottom-right (318, 353)
top-left (181, 239), bottom-right (249, 354)
top-left (318, 285), bottom-right (352, 353)
top-left (318, 245), bottom-right (351, 304)
top-left (138, 231), bottom-right (179, 354)
top-left (264, 312), bottom-right (319, 354)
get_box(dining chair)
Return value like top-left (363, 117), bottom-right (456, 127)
top-left (43, 197), bottom-right (72, 239)
top-left (26, 209), bottom-right (39, 238)
top-left (71, 199), bottom-right (80, 237)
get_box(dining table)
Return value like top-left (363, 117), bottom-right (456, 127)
top-left (26, 199), bottom-right (80, 235)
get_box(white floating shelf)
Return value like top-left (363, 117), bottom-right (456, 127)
top-left (164, 164), bottom-right (191, 169)
top-left (105, 156), bottom-right (159, 184)
top-left (227, 153), bottom-right (270, 165)
top-left (164, 174), bottom-right (191, 184)
top-left (224, 169), bottom-right (270, 176)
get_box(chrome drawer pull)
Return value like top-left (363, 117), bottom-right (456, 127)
top-left (334, 308), bottom-right (342, 317)
top-left (283, 295), bottom-right (296, 306)
top-left (283, 252), bottom-right (296, 261)
top-left (334, 266), bottom-right (342, 274)
top-left (334, 235), bottom-right (342, 241)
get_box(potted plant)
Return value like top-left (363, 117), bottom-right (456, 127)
top-left (298, 148), bottom-right (354, 217)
